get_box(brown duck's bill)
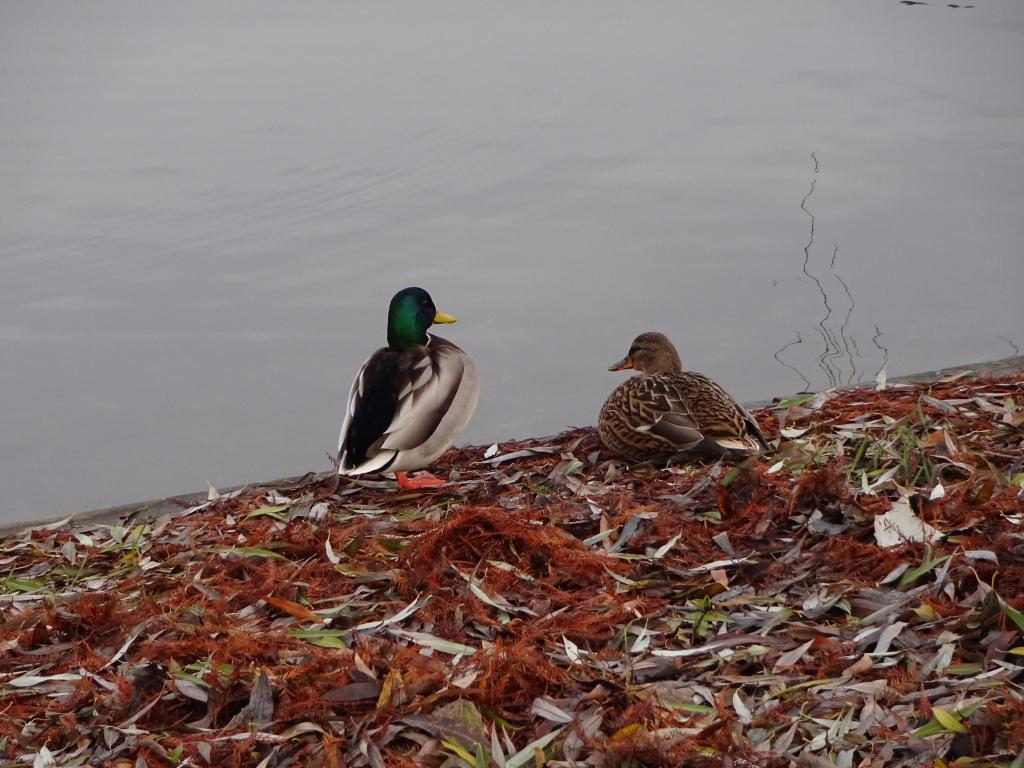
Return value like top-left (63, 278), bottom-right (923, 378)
top-left (433, 311), bottom-right (457, 324)
top-left (608, 357), bottom-right (634, 371)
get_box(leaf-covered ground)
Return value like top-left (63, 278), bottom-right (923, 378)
top-left (2, 373), bottom-right (1023, 768)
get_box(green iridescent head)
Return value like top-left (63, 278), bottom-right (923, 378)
top-left (386, 287), bottom-right (456, 350)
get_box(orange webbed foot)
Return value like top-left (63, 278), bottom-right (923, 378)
top-left (395, 471), bottom-right (445, 489)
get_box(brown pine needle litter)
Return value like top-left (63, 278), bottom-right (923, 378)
top-left (2, 374), bottom-right (1024, 768)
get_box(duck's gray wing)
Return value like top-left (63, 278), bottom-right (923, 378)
top-left (380, 341), bottom-right (466, 450)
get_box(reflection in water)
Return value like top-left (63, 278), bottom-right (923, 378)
top-left (997, 336), bottom-right (1020, 356)
top-left (776, 152), bottom-right (884, 389)
top-left (1, 1), bottom-right (1022, 521)
top-left (773, 332), bottom-right (811, 391)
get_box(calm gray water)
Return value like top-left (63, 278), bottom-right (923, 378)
top-left (2, 2), bottom-right (1022, 522)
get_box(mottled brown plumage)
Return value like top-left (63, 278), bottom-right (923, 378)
top-left (598, 332), bottom-right (770, 462)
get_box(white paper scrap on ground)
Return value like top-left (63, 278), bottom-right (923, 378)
top-left (874, 496), bottom-right (944, 548)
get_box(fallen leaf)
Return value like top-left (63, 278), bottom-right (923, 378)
top-left (841, 654), bottom-right (873, 676)
top-left (265, 595), bottom-right (319, 622)
top-left (774, 639), bottom-right (814, 670)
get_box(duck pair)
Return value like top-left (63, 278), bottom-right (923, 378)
top-left (337, 287), bottom-right (769, 488)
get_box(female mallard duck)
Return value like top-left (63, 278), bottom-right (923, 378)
top-left (338, 287), bottom-right (479, 489)
top-left (598, 332), bottom-right (770, 462)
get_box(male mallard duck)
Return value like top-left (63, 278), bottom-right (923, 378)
top-left (598, 332), bottom-right (770, 462)
top-left (338, 287), bottom-right (479, 489)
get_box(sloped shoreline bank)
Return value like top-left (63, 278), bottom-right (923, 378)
top-left (4, 355), bottom-right (1021, 539)
top-left (1, 360), bottom-right (1023, 767)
